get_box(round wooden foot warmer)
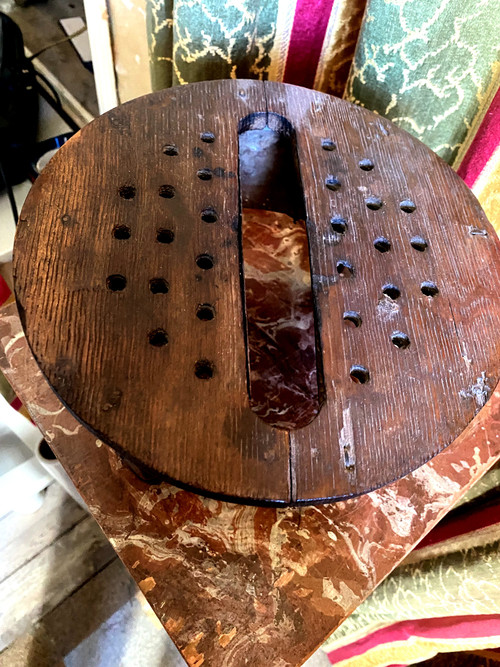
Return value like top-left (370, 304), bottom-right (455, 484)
top-left (13, 80), bottom-right (500, 506)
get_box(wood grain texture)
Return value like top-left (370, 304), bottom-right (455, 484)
top-left (13, 80), bottom-right (500, 505)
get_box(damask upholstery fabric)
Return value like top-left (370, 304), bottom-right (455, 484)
top-left (346, 0), bottom-right (500, 236)
top-left (345, 0), bottom-right (500, 167)
top-left (145, 0), bottom-right (366, 97)
top-left (144, 0), bottom-right (500, 236)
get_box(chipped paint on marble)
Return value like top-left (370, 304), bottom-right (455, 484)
top-left (139, 576), bottom-right (156, 594)
top-left (321, 578), bottom-right (360, 614)
top-left (182, 631), bottom-right (205, 667)
top-left (369, 487), bottom-right (418, 537)
top-left (411, 465), bottom-right (462, 506)
top-left (165, 617), bottom-right (185, 634)
top-left (296, 529), bottom-right (311, 540)
top-left (218, 626), bottom-right (237, 648)
top-left (273, 569), bottom-right (295, 588)
top-left (269, 511), bottom-right (290, 571)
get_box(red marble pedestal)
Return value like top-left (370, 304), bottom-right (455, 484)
top-left (0, 301), bottom-right (499, 667)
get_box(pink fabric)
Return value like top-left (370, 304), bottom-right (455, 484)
top-left (415, 497), bottom-right (500, 550)
top-left (10, 396), bottom-right (22, 411)
top-left (458, 86), bottom-right (500, 187)
top-left (0, 274), bottom-right (11, 306)
top-left (283, 0), bottom-right (335, 89)
top-left (327, 615), bottom-right (500, 665)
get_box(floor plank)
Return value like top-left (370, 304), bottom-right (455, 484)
top-left (0, 515), bottom-right (115, 651)
top-left (5, 0), bottom-right (98, 118)
top-left (0, 483), bottom-right (86, 582)
top-left (0, 555), bottom-right (329, 666)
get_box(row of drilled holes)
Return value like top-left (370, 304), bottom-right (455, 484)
top-left (340, 277), bottom-right (438, 385)
top-left (115, 178), bottom-right (216, 377)
top-left (336, 266), bottom-right (439, 298)
top-left (148, 330), bottom-right (215, 379)
top-left (322, 140), bottom-right (417, 221)
top-left (331, 217), bottom-right (429, 254)
top-left (322, 141), bottom-right (431, 384)
top-left (118, 132), bottom-right (216, 200)
top-left (112, 208), bottom-right (216, 243)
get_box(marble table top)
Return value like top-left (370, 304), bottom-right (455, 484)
top-left (0, 301), bottom-right (499, 666)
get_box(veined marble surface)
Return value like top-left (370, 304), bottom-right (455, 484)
top-left (0, 302), bottom-right (499, 667)
top-left (242, 208), bottom-right (320, 430)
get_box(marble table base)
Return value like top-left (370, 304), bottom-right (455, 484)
top-left (0, 301), bottom-right (499, 667)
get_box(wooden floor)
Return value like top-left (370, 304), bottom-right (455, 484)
top-left (0, 482), bottom-right (330, 666)
top-left (5, 0), bottom-right (98, 121)
top-left (0, 483), bottom-right (186, 666)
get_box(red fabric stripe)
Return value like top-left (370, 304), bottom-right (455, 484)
top-left (457, 86), bottom-right (500, 187)
top-left (283, 0), bottom-right (335, 89)
top-left (415, 497), bottom-right (500, 550)
top-left (327, 615), bottom-right (500, 665)
top-left (0, 275), bottom-right (11, 306)
top-left (10, 397), bottom-right (22, 411)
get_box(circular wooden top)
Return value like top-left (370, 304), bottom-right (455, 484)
top-left (14, 80), bottom-right (500, 505)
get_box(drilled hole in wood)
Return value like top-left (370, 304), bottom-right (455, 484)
top-left (156, 228), bottom-right (174, 244)
top-left (330, 217), bottom-right (347, 234)
top-left (325, 175), bottom-right (341, 191)
top-left (201, 208), bottom-right (218, 223)
top-left (337, 260), bottom-right (354, 277)
top-left (238, 111), bottom-right (322, 430)
top-left (200, 132), bottom-right (215, 143)
top-left (421, 281), bottom-right (439, 297)
top-left (411, 236), bottom-right (428, 251)
top-left (196, 304), bottom-right (215, 321)
top-left (118, 185), bottom-right (135, 199)
top-left (148, 329), bottom-right (168, 347)
top-left (149, 278), bottom-right (169, 294)
top-left (196, 253), bottom-right (214, 270)
top-left (113, 225), bottom-right (131, 240)
top-left (195, 359), bottom-right (214, 379)
top-left (159, 184), bottom-right (175, 198)
top-left (197, 168), bottom-right (212, 181)
top-left (365, 196), bottom-right (383, 210)
top-left (343, 311), bottom-right (362, 328)
top-left (350, 365), bottom-right (370, 384)
top-left (374, 237), bottom-right (391, 253)
top-left (106, 274), bottom-right (126, 291)
top-left (391, 331), bottom-right (410, 349)
top-left (400, 199), bottom-right (416, 213)
top-left (163, 144), bottom-right (178, 156)
top-left (382, 284), bottom-right (400, 300)
top-left (359, 159), bottom-right (374, 171)
top-left (321, 138), bottom-right (336, 151)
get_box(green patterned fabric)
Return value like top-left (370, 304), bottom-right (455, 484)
top-left (346, 0), bottom-right (500, 165)
top-left (147, 0), bottom-right (174, 91)
top-left (324, 538), bottom-right (500, 648)
top-left (147, 0), bottom-right (280, 88)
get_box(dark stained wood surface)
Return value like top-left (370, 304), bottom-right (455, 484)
top-left (13, 80), bottom-right (500, 505)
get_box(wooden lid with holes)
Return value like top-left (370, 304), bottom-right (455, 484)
top-left (13, 80), bottom-right (500, 506)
